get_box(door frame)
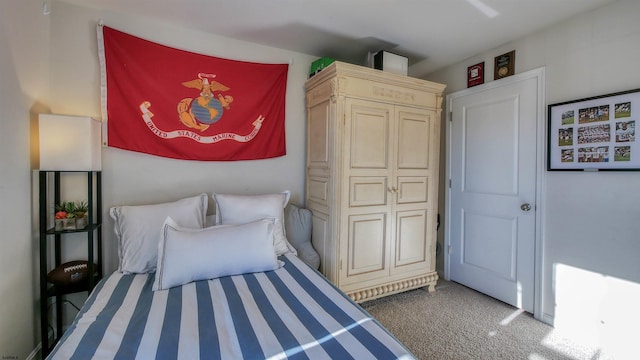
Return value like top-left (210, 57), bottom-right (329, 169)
top-left (444, 67), bottom-right (547, 322)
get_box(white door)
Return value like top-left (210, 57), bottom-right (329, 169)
top-left (447, 70), bottom-right (543, 312)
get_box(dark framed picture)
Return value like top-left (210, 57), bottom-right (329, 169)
top-left (467, 62), bottom-right (484, 88)
top-left (547, 88), bottom-right (640, 171)
top-left (494, 50), bottom-right (515, 80)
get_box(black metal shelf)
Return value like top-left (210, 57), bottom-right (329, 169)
top-left (44, 223), bottom-right (102, 236)
top-left (39, 170), bottom-right (102, 357)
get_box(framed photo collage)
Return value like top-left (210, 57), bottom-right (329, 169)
top-left (548, 89), bottom-right (640, 171)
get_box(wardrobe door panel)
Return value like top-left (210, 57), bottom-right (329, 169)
top-left (348, 101), bottom-right (392, 169)
top-left (396, 108), bottom-right (434, 170)
top-left (342, 213), bottom-right (390, 284)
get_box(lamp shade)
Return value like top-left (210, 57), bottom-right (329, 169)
top-left (39, 114), bottom-right (102, 171)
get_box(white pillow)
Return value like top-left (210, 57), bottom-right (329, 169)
top-left (213, 191), bottom-right (296, 255)
top-left (153, 217), bottom-right (280, 291)
top-left (110, 194), bottom-right (208, 274)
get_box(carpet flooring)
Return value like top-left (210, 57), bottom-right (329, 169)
top-left (360, 280), bottom-right (615, 360)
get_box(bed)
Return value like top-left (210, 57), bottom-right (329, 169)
top-left (46, 193), bottom-right (415, 359)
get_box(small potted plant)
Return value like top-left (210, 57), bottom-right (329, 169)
top-left (54, 209), bottom-right (67, 231)
top-left (54, 201), bottom-right (88, 230)
top-left (73, 200), bottom-right (88, 229)
top-left (55, 201), bottom-right (76, 230)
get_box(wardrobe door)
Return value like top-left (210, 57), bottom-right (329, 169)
top-left (340, 98), bottom-right (394, 286)
top-left (391, 106), bottom-right (437, 275)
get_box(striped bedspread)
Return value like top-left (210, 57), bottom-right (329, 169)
top-left (48, 254), bottom-right (415, 359)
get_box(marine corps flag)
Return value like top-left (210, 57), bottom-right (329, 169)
top-left (98, 25), bottom-right (288, 161)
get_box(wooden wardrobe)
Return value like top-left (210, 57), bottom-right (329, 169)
top-left (305, 61), bottom-right (446, 302)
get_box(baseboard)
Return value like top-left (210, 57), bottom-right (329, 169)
top-left (26, 343), bottom-right (41, 360)
top-left (541, 313), bottom-right (554, 326)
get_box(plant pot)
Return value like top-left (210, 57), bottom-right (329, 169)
top-left (61, 218), bottom-right (76, 231)
top-left (54, 217), bottom-right (86, 231)
top-left (75, 215), bottom-right (87, 229)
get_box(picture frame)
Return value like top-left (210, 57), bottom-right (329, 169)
top-left (547, 88), bottom-right (640, 171)
top-left (494, 50), bottom-right (515, 80)
top-left (467, 62), bottom-right (484, 88)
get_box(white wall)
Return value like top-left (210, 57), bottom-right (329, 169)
top-left (48, 2), bottom-right (316, 272)
top-left (428, 0), bottom-right (640, 355)
top-left (0, 0), bottom-right (50, 357)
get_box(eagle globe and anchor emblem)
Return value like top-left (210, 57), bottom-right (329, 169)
top-left (139, 72), bottom-right (264, 145)
top-left (177, 72), bottom-right (234, 131)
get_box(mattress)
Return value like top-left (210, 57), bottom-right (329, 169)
top-left (47, 254), bottom-right (415, 359)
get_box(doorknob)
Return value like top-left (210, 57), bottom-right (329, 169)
top-left (520, 203), bottom-right (532, 212)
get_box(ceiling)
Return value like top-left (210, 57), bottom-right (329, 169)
top-left (58, 0), bottom-right (616, 77)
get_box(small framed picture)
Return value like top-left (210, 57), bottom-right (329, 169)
top-left (467, 62), bottom-right (484, 88)
top-left (494, 50), bottom-right (515, 80)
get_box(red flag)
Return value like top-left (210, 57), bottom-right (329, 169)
top-left (98, 25), bottom-right (288, 161)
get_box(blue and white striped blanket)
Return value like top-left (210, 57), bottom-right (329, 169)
top-left (48, 254), bottom-right (415, 359)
